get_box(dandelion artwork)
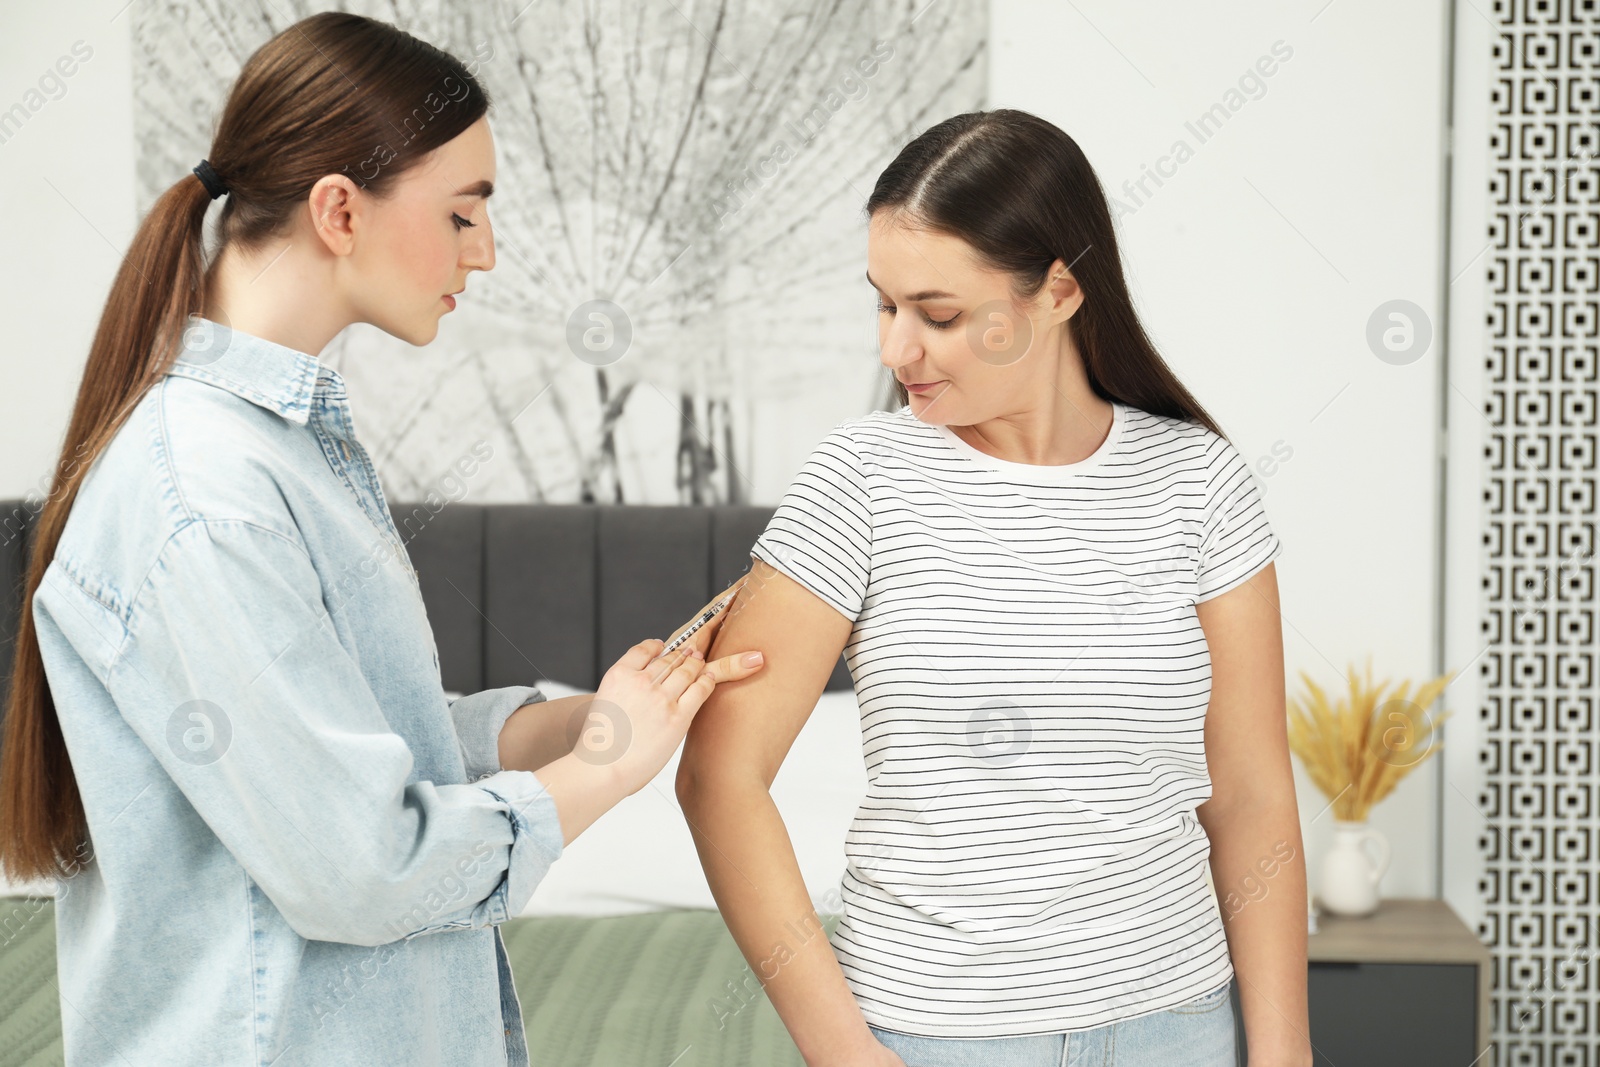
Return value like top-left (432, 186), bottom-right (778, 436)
top-left (1286, 656), bottom-right (1456, 823)
top-left (132, 0), bottom-right (987, 505)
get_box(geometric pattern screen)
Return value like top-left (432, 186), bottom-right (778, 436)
top-left (1482, 2), bottom-right (1599, 1063)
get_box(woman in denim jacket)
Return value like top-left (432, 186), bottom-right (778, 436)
top-left (0, 13), bottom-right (765, 1067)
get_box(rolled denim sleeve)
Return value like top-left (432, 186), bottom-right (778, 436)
top-left (94, 518), bottom-right (565, 946)
top-left (448, 686), bottom-right (544, 782)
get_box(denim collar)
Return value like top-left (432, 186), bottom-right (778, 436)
top-left (164, 314), bottom-right (346, 427)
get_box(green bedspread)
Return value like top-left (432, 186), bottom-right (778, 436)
top-left (0, 899), bottom-right (840, 1066)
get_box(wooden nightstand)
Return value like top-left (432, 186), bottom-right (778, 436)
top-left (1231, 898), bottom-right (1491, 1066)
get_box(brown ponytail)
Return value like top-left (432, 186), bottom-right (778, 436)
top-left (0, 11), bottom-right (491, 880)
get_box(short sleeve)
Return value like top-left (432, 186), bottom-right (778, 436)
top-left (750, 425), bottom-right (873, 621)
top-left (1196, 437), bottom-right (1283, 602)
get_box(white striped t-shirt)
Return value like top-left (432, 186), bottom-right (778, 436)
top-left (749, 399), bottom-right (1283, 1038)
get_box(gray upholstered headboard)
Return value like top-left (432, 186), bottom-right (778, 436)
top-left (0, 501), bottom-right (853, 702)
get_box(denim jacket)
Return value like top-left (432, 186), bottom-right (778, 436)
top-left (31, 315), bottom-right (565, 1066)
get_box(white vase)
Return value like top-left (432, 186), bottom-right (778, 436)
top-left (1317, 820), bottom-right (1391, 917)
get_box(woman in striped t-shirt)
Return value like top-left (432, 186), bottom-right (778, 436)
top-left (677, 109), bottom-right (1308, 1067)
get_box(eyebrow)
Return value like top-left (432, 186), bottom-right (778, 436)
top-left (455, 180), bottom-right (495, 198)
top-left (865, 270), bottom-right (956, 302)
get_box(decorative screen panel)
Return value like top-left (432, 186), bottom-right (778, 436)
top-left (1483, 1), bottom-right (1600, 1063)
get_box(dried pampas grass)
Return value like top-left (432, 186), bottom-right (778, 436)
top-left (1287, 656), bottom-right (1456, 822)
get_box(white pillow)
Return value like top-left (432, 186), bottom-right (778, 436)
top-left (519, 678), bottom-right (866, 916)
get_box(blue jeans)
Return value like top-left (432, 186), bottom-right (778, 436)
top-left (867, 980), bottom-right (1238, 1067)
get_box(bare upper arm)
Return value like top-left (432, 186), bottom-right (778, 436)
top-left (676, 557), bottom-right (853, 795)
top-left (1194, 561), bottom-right (1291, 819)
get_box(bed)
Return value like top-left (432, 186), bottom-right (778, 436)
top-left (0, 900), bottom-right (845, 1066)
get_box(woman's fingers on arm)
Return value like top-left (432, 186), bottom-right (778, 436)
top-left (645, 645), bottom-right (695, 685)
top-left (700, 651), bottom-right (765, 685)
top-left (673, 667), bottom-right (719, 714)
top-left (658, 647), bottom-right (709, 702)
top-left (656, 648), bottom-right (764, 713)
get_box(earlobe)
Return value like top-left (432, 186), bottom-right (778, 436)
top-left (1061, 288), bottom-right (1086, 321)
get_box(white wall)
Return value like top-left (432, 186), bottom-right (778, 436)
top-left (1439, 0), bottom-right (1492, 934)
top-left (0, 3), bottom-right (133, 508)
top-left (0, 1), bottom-right (135, 896)
top-left (990, 0), bottom-right (1456, 900)
top-left (1, 2), bottom-right (1469, 905)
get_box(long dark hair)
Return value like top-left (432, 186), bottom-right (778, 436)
top-left (866, 109), bottom-right (1223, 438)
top-left (0, 12), bottom-right (492, 881)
